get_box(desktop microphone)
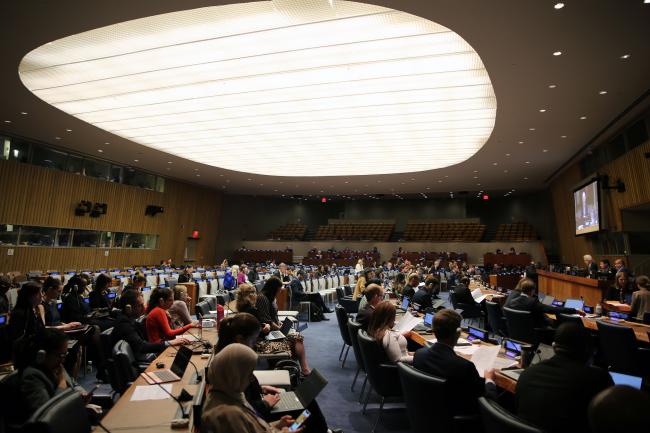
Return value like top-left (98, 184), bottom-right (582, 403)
top-left (152, 381), bottom-right (190, 419)
top-left (188, 326), bottom-right (212, 350)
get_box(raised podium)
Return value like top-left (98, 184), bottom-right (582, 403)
top-left (537, 270), bottom-right (609, 306)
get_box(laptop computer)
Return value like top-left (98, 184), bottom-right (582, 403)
top-left (266, 317), bottom-right (294, 341)
top-left (541, 295), bottom-right (555, 306)
top-left (142, 346), bottom-right (192, 384)
top-left (397, 297), bottom-right (410, 312)
top-left (270, 369), bottom-right (328, 414)
top-left (413, 312), bottom-right (434, 332)
top-left (608, 311), bottom-right (629, 321)
top-left (609, 372), bottom-right (643, 390)
top-left (564, 298), bottom-right (584, 311)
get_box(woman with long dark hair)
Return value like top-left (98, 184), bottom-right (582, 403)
top-left (145, 287), bottom-right (198, 343)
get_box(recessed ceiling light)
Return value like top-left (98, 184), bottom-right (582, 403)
top-left (599, 90), bottom-right (608, 95)
top-left (97, 149), bottom-right (103, 153)
top-left (518, 141), bottom-right (524, 144)
top-left (476, 183), bottom-right (481, 186)
top-left (503, 170), bottom-right (508, 173)
top-left (492, 162), bottom-right (498, 165)
top-left (473, 170), bottom-right (479, 173)
top-left (539, 109), bottom-right (547, 113)
top-left (505, 153), bottom-right (511, 157)
top-left (133, 159), bottom-right (139, 162)
top-left (410, 178), bottom-right (415, 181)
top-left (55, 136), bottom-right (61, 140)
top-left (525, 161), bottom-right (531, 164)
top-left (524, 177), bottom-right (529, 180)
top-left (543, 149), bottom-right (549, 152)
top-left (194, 168), bottom-right (199, 171)
top-left (18, 2), bottom-right (497, 178)
top-left (561, 135), bottom-right (567, 138)
top-left (529, 127), bottom-right (536, 131)
top-left (3, 120), bottom-right (11, 123)
top-left (344, 181), bottom-right (349, 184)
top-left (247, 178), bottom-right (252, 181)
top-left (554, 3), bottom-right (565, 9)
top-left (104, 142), bottom-right (109, 145)
top-left (580, 116), bottom-right (587, 120)
top-left (20, 112), bottom-right (27, 115)
top-left (274, 189), bottom-right (278, 192)
top-left (166, 167), bottom-right (171, 170)
top-left (548, 84), bottom-right (557, 89)
top-left (473, 176), bottom-right (478, 179)
top-left (196, 174), bottom-right (201, 177)
top-left (553, 51), bottom-right (562, 56)
top-left (65, 129), bottom-right (72, 132)
top-left (438, 180), bottom-right (443, 183)
top-left (167, 161), bottom-right (173, 164)
top-left (620, 54), bottom-right (631, 60)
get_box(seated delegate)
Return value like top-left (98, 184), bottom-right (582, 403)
top-left (413, 309), bottom-right (496, 416)
top-left (145, 287), bottom-right (198, 343)
top-left (355, 284), bottom-right (384, 331)
top-left (630, 275), bottom-right (650, 321)
top-left (367, 301), bottom-right (413, 364)
top-left (516, 323), bottom-right (613, 432)
top-left (202, 343), bottom-right (301, 433)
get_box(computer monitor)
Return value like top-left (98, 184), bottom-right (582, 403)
top-left (503, 339), bottom-right (522, 359)
top-left (609, 372), bottom-right (642, 389)
top-left (564, 298), bottom-right (584, 310)
top-left (608, 311), bottom-right (629, 321)
top-left (552, 299), bottom-right (565, 307)
top-left (423, 312), bottom-right (434, 328)
top-left (583, 305), bottom-right (594, 314)
top-left (466, 326), bottom-right (488, 342)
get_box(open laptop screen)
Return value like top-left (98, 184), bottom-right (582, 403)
top-left (609, 372), bottom-right (642, 389)
top-left (423, 313), bottom-right (434, 327)
top-left (400, 297), bottom-right (409, 310)
top-left (171, 346), bottom-right (193, 378)
top-left (564, 298), bottom-right (584, 310)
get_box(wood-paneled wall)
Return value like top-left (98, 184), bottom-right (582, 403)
top-left (550, 139), bottom-right (650, 265)
top-left (0, 160), bottom-right (222, 273)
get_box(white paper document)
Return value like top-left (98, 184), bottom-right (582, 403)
top-left (393, 313), bottom-right (423, 334)
top-left (471, 288), bottom-right (488, 303)
top-left (470, 345), bottom-right (501, 377)
top-left (131, 384), bottom-right (172, 401)
top-left (454, 345), bottom-right (481, 356)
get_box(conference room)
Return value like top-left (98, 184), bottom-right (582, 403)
top-left (2, 1), bottom-right (650, 432)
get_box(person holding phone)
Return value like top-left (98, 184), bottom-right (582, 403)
top-left (202, 343), bottom-right (303, 433)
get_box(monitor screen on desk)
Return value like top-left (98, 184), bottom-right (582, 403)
top-left (423, 312), bottom-right (434, 327)
top-left (608, 311), bottom-right (629, 321)
top-left (574, 179), bottom-right (601, 236)
top-left (400, 297), bottom-right (409, 310)
top-left (552, 299), bottom-right (565, 307)
top-left (467, 326), bottom-right (487, 342)
top-left (504, 339), bottom-right (522, 359)
top-left (564, 298), bottom-right (584, 310)
top-left (609, 372), bottom-right (642, 389)
top-left (0, 314), bottom-right (7, 326)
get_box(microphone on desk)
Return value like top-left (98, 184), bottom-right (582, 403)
top-left (152, 381), bottom-right (191, 418)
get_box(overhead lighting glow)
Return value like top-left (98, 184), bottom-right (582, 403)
top-left (19, 0), bottom-right (496, 177)
top-left (554, 3), bottom-right (565, 9)
top-left (553, 51), bottom-right (562, 56)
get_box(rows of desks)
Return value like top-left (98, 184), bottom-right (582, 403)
top-left (102, 328), bottom-right (217, 433)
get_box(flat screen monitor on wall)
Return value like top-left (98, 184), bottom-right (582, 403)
top-left (574, 179), bottom-right (601, 236)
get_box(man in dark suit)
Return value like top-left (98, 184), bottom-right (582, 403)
top-left (289, 271), bottom-right (332, 318)
top-left (453, 276), bottom-right (476, 305)
top-left (356, 284), bottom-right (383, 330)
top-left (412, 276), bottom-right (439, 311)
top-left (505, 278), bottom-right (582, 328)
top-left (177, 265), bottom-right (194, 283)
top-left (413, 309), bottom-right (496, 416)
top-left (516, 323), bottom-right (613, 433)
top-left (584, 254), bottom-right (598, 279)
top-left (401, 274), bottom-right (419, 300)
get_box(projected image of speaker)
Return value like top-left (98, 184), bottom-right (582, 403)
top-left (145, 205), bottom-right (164, 216)
top-left (574, 179), bottom-right (600, 235)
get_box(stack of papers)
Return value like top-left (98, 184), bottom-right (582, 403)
top-left (131, 384), bottom-right (172, 401)
top-left (393, 313), bottom-right (423, 334)
top-left (469, 346), bottom-right (517, 377)
top-left (471, 288), bottom-right (488, 303)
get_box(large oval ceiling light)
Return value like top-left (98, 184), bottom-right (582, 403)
top-left (19, 0), bottom-right (496, 177)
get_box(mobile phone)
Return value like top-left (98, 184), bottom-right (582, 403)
top-left (288, 409), bottom-right (311, 432)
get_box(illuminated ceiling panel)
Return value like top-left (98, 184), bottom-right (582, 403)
top-left (19, 0), bottom-right (496, 177)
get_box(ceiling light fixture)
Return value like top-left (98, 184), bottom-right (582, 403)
top-left (554, 3), bottom-right (565, 9)
top-left (19, 1), bottom-right (497, 177)
top-left (97, 149), bottom-right (103, 153)
top-left (620, 54), bottom-right (631, 59)
top-left (580, 116), bottom-right (587, 120)
top-left (599, 90), bottom-right (607, 95)
top-left (548, 84), bottom-right (557, 89)
top-left (539, 109), bottom-right (546, 113)
top-left (3, 120), bottom-right (11, 124)
top-left (553, 51), bottom-right (562, 56)
top-left (65, 129), bottom-right (72, 132)
top-left (543, 149), bottom-right (548, 152)
top-left (20, 112), bottom-right (28, 115)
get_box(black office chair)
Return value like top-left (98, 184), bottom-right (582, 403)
top-left (335, 305), bottom-right (352, 368)
top-left (449, 289), bottom-right (484, 328)
top-left (556, 313), bottom-right (584, 327)
top-left (357, 330), bottom-right (403, 433)
top-left (485, 300), bottom-right (508, 337)
top-left (596, 320), bottom-right (650, 376)
top-left (503, 307), bottom-right (537, 345)
top-left (195, 301), bottom-right (215, 319)
top-left (25, 389), bottom-right (91, 433)
top-left (347, 320), bottom-right (367, 395)
top-left (643, 312), bottom-right (650, 325)
top-left (344, 285), bottom-right (353, 297)
top-left (397, 363), bottom-right (478, 433)
top-left (478, 396), bottom-right (545, 433)
top-left (336, 287), bottom-right (352, 301)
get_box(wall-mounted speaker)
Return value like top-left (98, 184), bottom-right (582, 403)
top-left (74, 201), bottom-right (92, 216)
top-left (145, 205), bottom-right (164, 216)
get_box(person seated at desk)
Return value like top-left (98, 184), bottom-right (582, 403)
top-left (356, 284), bottom-right (384, 331)
top-left (290, 271), bottom-right (332, 317)
top-left (202, 344), bottom-right (302, 433)
top-left (413, 309), bottom-right (496, 416)
top-left (597, 259), bottom-right (615, 280)
top-left (584, 254), bottom-right (598, 279)
top-left (504, 278), bottom-right (582, 328)
top-left (588, 385), bottom-right (650, 433)
top-left (89, 273), bottom-right (113, 310)
top-left (0, 275), bottom-right (12, 315)
top-left (61, 275), bottom-right (91, 325)
top-left (401, 273), bottom-right (420, 300)
top-left (177, 265), bottom-right (194, 283)
top-left (273, 262), bottom-right (292, 285)
top-left (4, 329), bottom-right (95, 427)
top-left (453, 276), bottom-right (476, 306)
top-left (214, 313), bottom-right (333, 433)
top-left (515, 323), bottom-right (613, 433)
top-left (509, 247), bottom-right (516, 255)
top-left (412, 276), bottom-right (439, 311)
top-left (112, 290), bottom-right (187, 361)
top-left (367, 301), bottom-right (413, 364)
top-left (7, 282), bottom-right (46, 343)
top-left (630, 275), bottom-right (650, 321)
top-left (614, 258), bottom-right (633, 278)
top-left (39, 277), bottom-right (82, 331)
top-left (145, 287), bottom-right (198, 343)
top-left (242, 281), bottom-right (312, 375)
top-left (605, 271), bottom-right (635, 303)
top-left (352, 268), bottom-right (370, 301)
top-left (168, 285), bottom-right (193, 326)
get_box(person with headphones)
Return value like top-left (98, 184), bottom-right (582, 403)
top-left (112, 290), bottom-right (189, 361)
top-left (5, 328), bottom-right (94, 425)
top-left (515, 322), bottom-right (613, 433)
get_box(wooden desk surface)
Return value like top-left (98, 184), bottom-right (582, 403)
top-left (101, 328), bottom-right (217, 432)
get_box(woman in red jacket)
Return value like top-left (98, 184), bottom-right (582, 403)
top-left (145, 288), bottom-right (199, 343)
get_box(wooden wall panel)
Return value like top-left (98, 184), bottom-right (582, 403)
top-left (0, 160), bottom-right (222, 273)
top-left (550, 139), bottom-right (650, 265)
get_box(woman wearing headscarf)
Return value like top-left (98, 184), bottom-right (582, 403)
top-left (202, 343), bottom-right (301, 433)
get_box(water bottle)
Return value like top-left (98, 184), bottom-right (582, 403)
top-left (595, 303), bottom-right (602, 316)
